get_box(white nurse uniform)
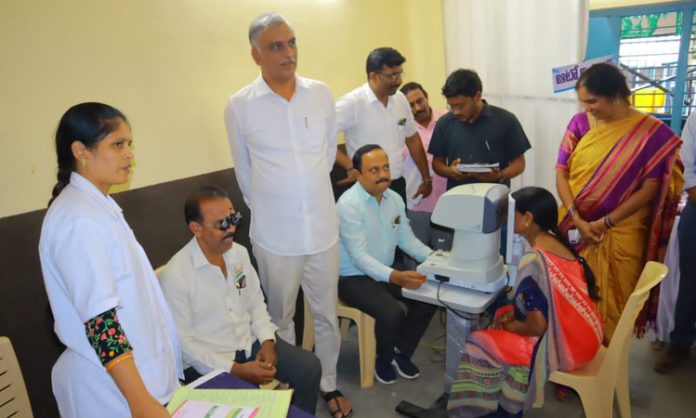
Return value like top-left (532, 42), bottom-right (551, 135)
top-left (39, 172), bottom-right (183, 418)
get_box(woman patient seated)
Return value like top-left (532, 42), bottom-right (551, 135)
top-left (448, 186), bottom-right (604, 418)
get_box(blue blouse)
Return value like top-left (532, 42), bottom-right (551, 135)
top-left (513, 276), bottom-right (548, 322)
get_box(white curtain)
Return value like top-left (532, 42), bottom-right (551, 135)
top-left (442, 0), bottom-right (589, 195)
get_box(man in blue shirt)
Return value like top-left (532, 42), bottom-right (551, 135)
top-left (337, 144), bottom-right (436, 385)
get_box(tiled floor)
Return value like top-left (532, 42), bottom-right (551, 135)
top-left (312, 309), bottom-right (696, 418)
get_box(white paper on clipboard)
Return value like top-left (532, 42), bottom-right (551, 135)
top-left (456, 163), bottom-right (499, 173)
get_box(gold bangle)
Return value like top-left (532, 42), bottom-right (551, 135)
top-left (105, 351), bottom-right (134, 372)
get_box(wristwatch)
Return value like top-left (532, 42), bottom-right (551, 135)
top-left (498, 172), bottom-right (507, 183)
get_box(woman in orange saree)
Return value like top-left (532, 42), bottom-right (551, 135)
top-left (556, 63), bottom-right (683, 342)
top-left (448, 187), bottom-right (603, 418)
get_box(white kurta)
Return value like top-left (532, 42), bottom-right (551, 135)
top-left (224, 74), bottom-right (339, 256)
top-left (225, 74), bottom-right (342, 391)
top-left (39, 172), bottom-right (182, 418)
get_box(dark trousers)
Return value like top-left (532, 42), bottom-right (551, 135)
top-left (389, 176), bottom-right (407, 205)
top-left (183, 337), bottom-right (321, 414)
top-left (389, 176), bottom-right (408, 264)
top-left (338, 275), bottom-right (436, 362)
top-left (670, 200), bottom-right (696, 348)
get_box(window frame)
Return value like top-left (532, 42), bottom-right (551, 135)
top-left (588, 1), bottom-right (696, 134)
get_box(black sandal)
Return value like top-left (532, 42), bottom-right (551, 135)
top-left (321, 389), bottom-right (352, 418)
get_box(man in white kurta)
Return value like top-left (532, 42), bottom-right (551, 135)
top-left (224, 13), bottom-right (348, 414)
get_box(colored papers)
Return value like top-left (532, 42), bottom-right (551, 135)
top-left (167, 386), bottom-right (292, 418)
top-left (171, 399), bottom-right (259, 418)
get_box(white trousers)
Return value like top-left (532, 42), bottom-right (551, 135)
top-left (252, 241), bottom-right (340, 392)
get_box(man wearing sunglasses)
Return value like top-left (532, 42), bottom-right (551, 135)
top-left (159, 186), bottom-right (321, 414)
top-left (335, 47), bottom-right (432, 205)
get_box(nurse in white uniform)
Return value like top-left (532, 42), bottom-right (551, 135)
top-left (39, 102), bottom-right (183, 418)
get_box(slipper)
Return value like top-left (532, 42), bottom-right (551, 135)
top-left (321, 389), bottom-right (352, 418)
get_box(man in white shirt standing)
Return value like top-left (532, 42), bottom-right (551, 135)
top-left (654, 111), bottom-right (696, 373)
top-left (159, 187), bottom-right (321, 413)
top-left (224, 13), bottom-right (351, 418)
top-left (335, 47), bottom-right (432, 204)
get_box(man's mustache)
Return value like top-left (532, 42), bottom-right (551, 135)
top-left (376, 178), bottom-right (391, 184)
top-left (222, 231), bottom-right (235, 241)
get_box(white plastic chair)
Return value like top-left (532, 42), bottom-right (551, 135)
top-left (0, 336), bottom-right (34, 418)
top-left (545, 261), bottom-right (668, 418)
top-left (302, 298), bottom-right (376, 388)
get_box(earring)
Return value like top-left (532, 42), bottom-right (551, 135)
top-left (80, 158), bottom-right (86, 167)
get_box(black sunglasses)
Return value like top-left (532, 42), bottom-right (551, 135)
top-left (199, 211), bottom-right (243, 231)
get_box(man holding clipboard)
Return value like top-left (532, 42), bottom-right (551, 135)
top-left (429, 69), bottom-right (530, 189)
